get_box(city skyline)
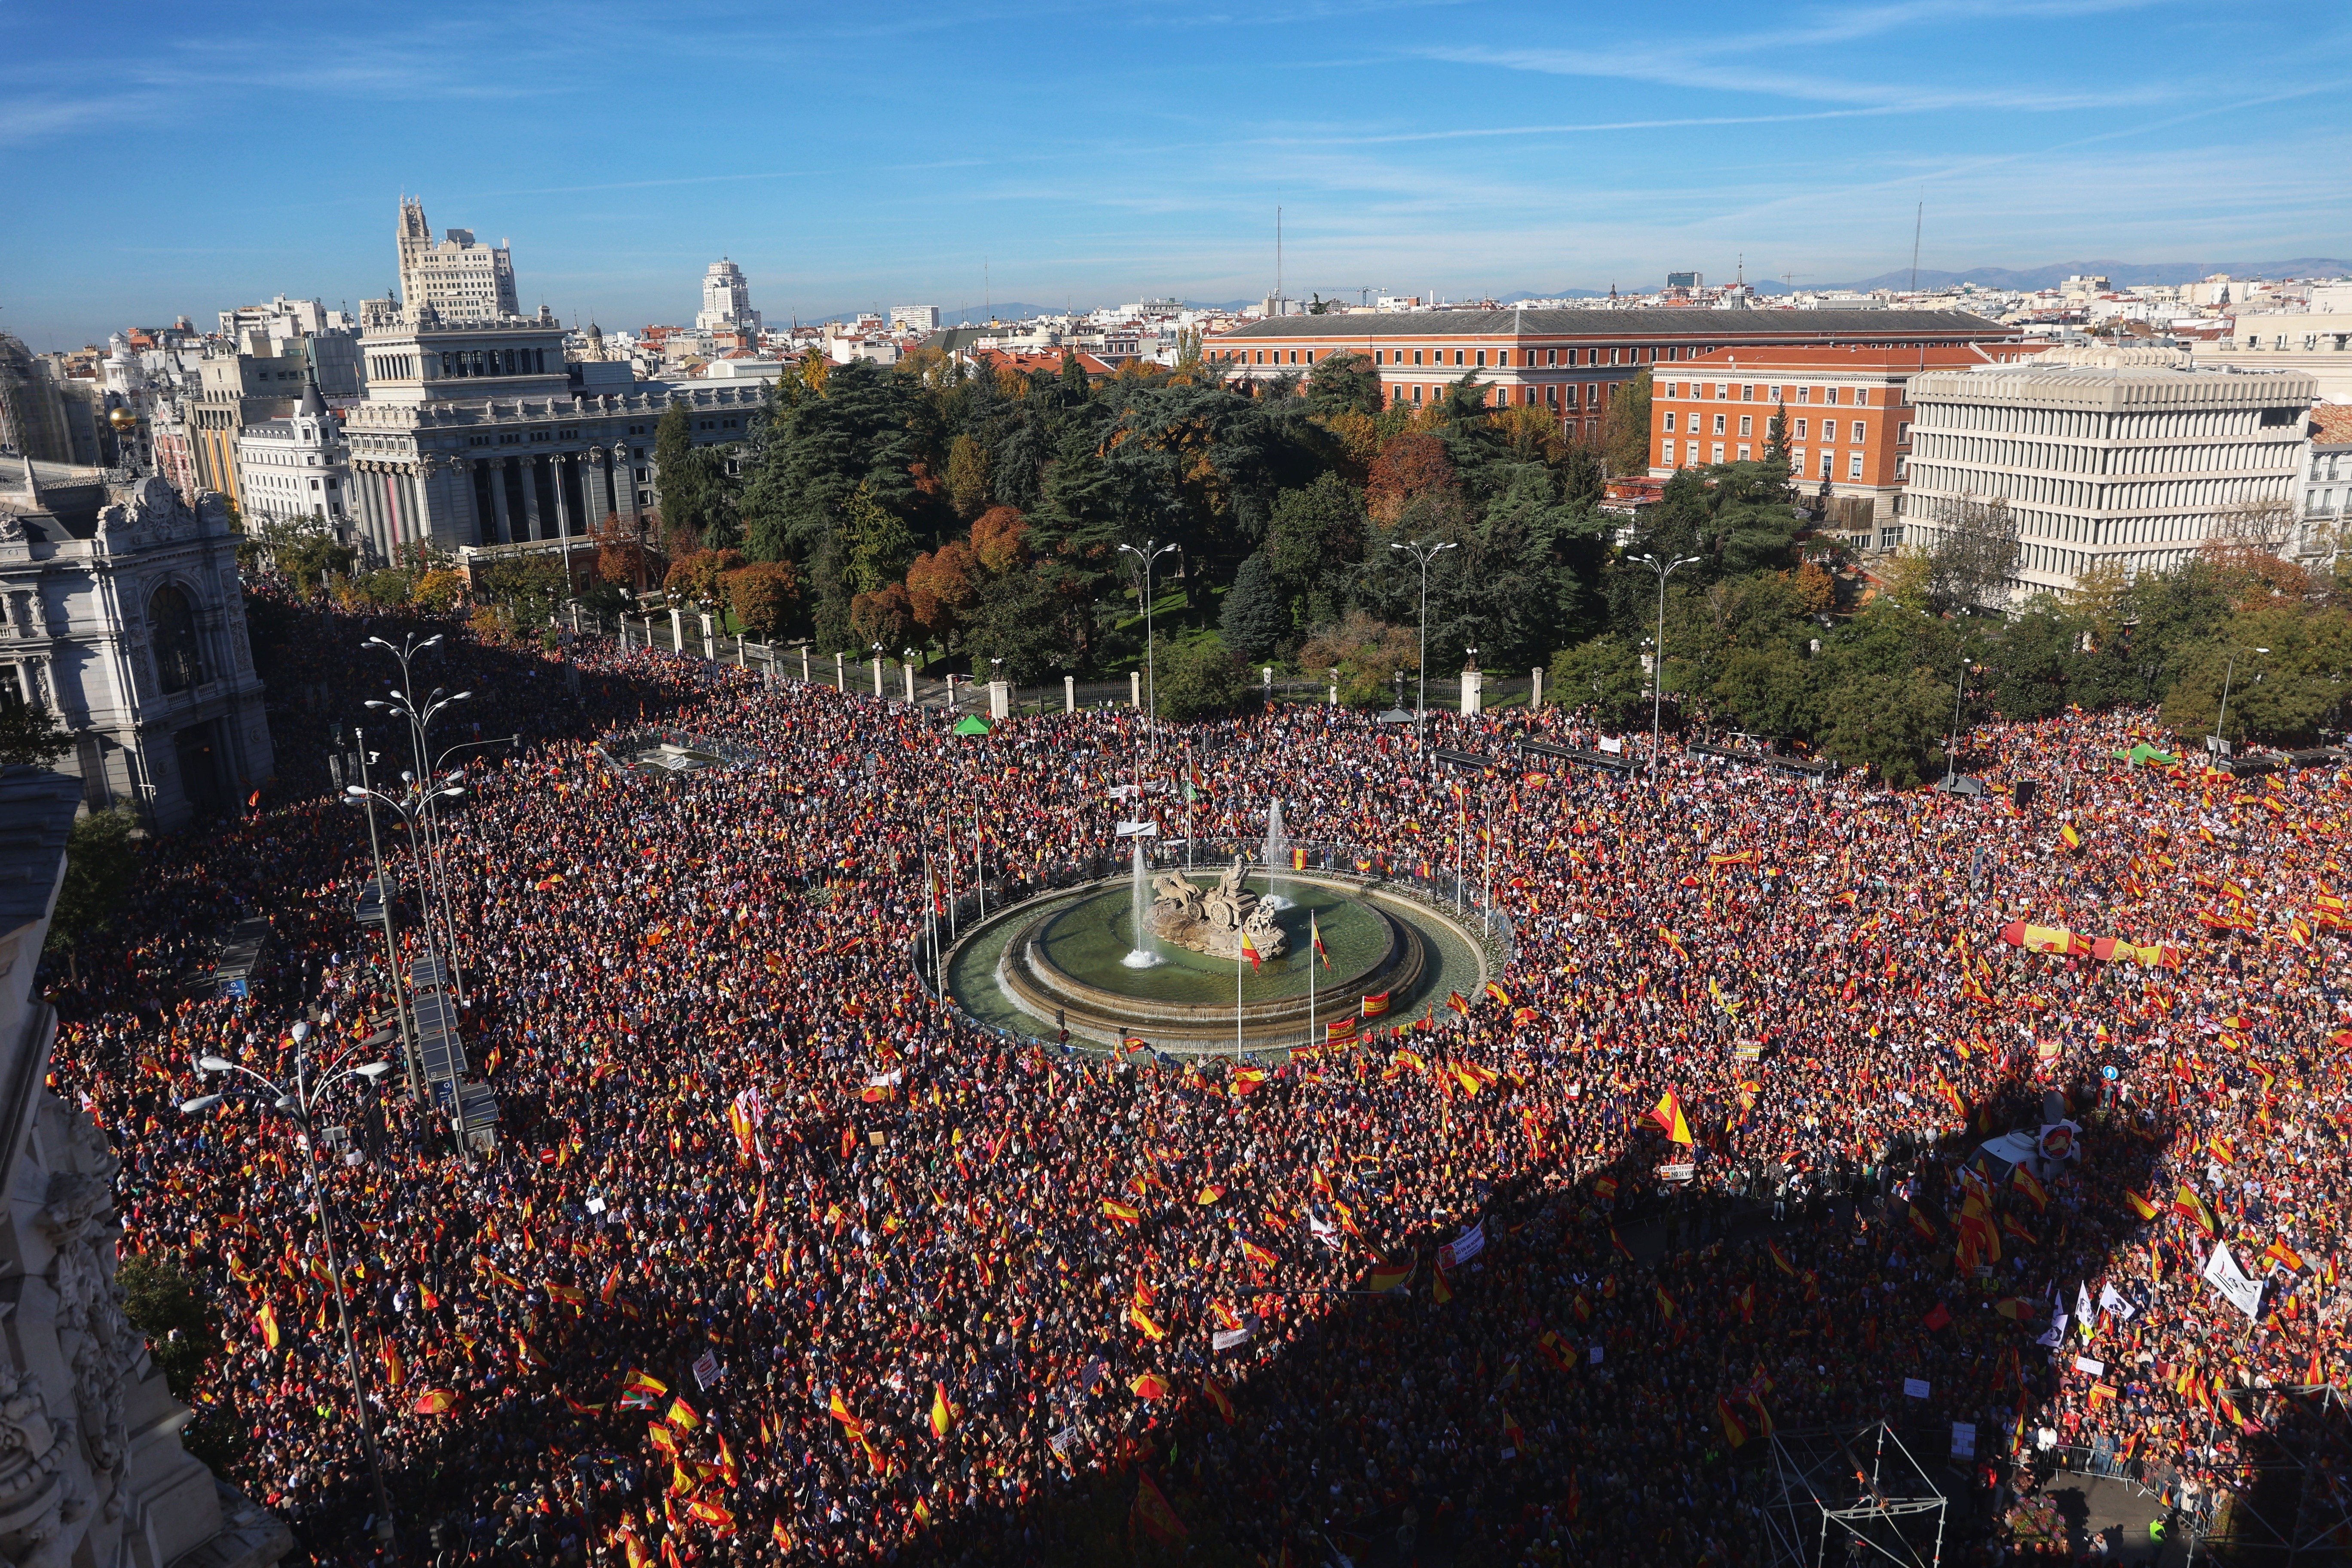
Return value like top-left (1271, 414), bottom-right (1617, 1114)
top-left (4, 0), bottom-right (2348, 345)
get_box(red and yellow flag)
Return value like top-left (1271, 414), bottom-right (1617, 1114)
top-left (1649, 1090), bottom-right (1693, 1145)
top-left (930, 1383), bottom-right (955, 1439)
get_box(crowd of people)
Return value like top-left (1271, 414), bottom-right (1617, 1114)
top-left (50, 598), bottom-right (2352, 1567)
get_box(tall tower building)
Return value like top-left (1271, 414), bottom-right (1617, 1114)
top-left (695, 258), bottom-right (761, 333)
top-left (395, 197), bottom-right (519, 321)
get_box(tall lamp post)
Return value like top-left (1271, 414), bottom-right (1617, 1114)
top-left (1629, 553), bottom-right (1700, 780)
top-left (1388, 539), bottom-right (1458, 747)
top-left (365, 637), bottom-right (471, 990)
top-left (343, 775), bottom-right (467, 1093)
top-left (182, 1031), bottom-right (398, 1543)
top-left (346, 728), bottom-right (421, 1096)
top-left (1119, 540), bottom-right (1179, 737)
top-left (2213, 646), bottom-right (2270, 755)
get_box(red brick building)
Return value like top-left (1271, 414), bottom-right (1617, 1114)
top-left (1207, 307), bottom-right (2012, 441)
top-left (1651, 343), bottom-right (2047, 548)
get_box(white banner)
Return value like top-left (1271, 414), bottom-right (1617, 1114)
top-left (1212, 1321), bottom-right (1259, 1353)
top-left (1951, 1422), bottom-right (1976, 1460)
top-left (1115, 820), bottom-right (1160, 838)
top-left (2098, 1282), bottom-right (2138, 1321)
top-left (1438, 1218), bottom-right (1487, 1270)
top-left (2036, 1313), bottom-right (2068, 1349)
top-left (1902, 1378), bottom-right (1931, 1400)
top-left (2203, 1241), bottom-right (2265, 1320)
top-left (692, 1350), bottom-right (723, 1389)
top-left (2073, 1356), bottom-right (2104, 1378)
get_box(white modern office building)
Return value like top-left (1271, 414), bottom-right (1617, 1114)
top-left (1902, 346), bottom-right (2315, 595)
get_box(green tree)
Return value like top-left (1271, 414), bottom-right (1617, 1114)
top-left (651, 400), bottom-right (703, 549)
top-left (1153, 635), bottom-right (1251, 721)
top-left (945, 434), bottom-right (991, 520)
top-left (1548, 634), bottom-right (1650, 722)
top-left (842, 485), bottom-right (915, 597)
top-left (45, 808), bottom-right (137, 960)
top-left (1267, 473), bottom-right (1368, 628)
top-left (0, 701), bottom-right (70, 767)
top-left (1305, 351), bottom-right (1384, 419)
top-left (1219, 554), bottom-right (1287, 662)
top-left (1764, 397), bottom-right (1790, 467)
top-left (1602, 370), bottom-right (1651, 476)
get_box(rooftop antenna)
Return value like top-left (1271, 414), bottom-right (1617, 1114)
top-left (1909, 199), bottom-right (1924, 294)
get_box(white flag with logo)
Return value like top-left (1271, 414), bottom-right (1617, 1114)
top-left (2203, 1241), bottom-right (2264, 1320)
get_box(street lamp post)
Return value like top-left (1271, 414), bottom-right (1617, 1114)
top-left (1118, 540), bottom-right (1179, 737)
top-left (1388, 539), bottom-right (1458, 741)
top-left (2213, 647), bottom-right (2270, 754)
top-left (347, 729), bottom-right (421, 1097)
top-left (182, 1030), bottom-right (398, 1543)
top-left (365, 636), bottom-right (472, 993)
top-left (343, 776), bottom-right (466, 1101)
top-left (1629, 553), bottom-right (1701, 780)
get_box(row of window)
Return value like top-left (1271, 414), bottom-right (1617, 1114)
top-left (1663, 381), bottom-right (1882, 406)
top-left (437, 347), bottom-right (549, 378)
top-left (1219, 343), bottom-right (1648, 369)
top-left (1663, 440), bottom-right (1867, 479)
top-left (1660, 412), bottom-right (1907, 444)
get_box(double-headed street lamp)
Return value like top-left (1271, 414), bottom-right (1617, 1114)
top-left (1119, 540), bottom-right (1179, 738)
top-left (183, 1026), bottom-right (398, 1542)
top-left (342, 773), bottom-right (466, 1092)
top-left (1388, 539), bottom-right (1457, 743)
top-left (1629, 553), bottom-right (1701, 779)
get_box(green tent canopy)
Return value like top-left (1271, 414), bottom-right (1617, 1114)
top-left (952, 714), bottom-right (992, 736)
top-left (2110, 741), bottom-right (2179, 766)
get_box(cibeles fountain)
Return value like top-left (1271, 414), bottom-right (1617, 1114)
top-left (946, 800), bottom-right (1495, 1054)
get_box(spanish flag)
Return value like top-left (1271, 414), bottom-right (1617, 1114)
top-left (1929, 1069), bottom-right (1963, 1117)
top-left (930, 1383), bottom-right (955, 1439)
top-left (1446, 991), bottom-right (1470, 1015)
top-left (1200, 1374), bottom-right (1236, 1425)
top-left (2263, 1237), bottom-right (2305, 1273)
top-left (2124, 1189), bottom-right (2160, 1222)
top-left (1718, 1397), bottom-right (1750, 1447)
top-left (2012, 1164), bottom-right (2051, 1213)
top-left (1228, 1066), bottom-right (1268, 1096)
top-left (1768, 1240), bottom-right (1798, 1277)
top-left (2173, 1185), bottom-right (2217, 1237)
top-left (1131, 1471), bottom-right (1187, 1541)
top-left (1102, 1198), bottom-right (1142, 1225)
top-left (1238, 1236), bottom-right (1277, 1268)
top-left (1325, 1016), bottom-right (1358, 1042)
top-left (256, 1302), bottom-right (281, 1350)
top-left (665, 1396), bottom-right (701, 1431)
top-left (1239, 927), bottom-right (1262, 972)
top-left (1291, 847), bottom-right (1308, 871)
top-left (1127, 1302), bottom-right (1167, 1341)
top-left (2059, 823), bottom-right (2082, 851)
top-left (1311, 913), bottom-right (1329, 970)
top-left (625, 1368), bottom-right (670, 1399)
top-left (1367, 1257), bottom-right (1416, 1293)
top-left (1485, 980), bottom-right (1513, 1007)
top-left (1361, 989), bottom-right (1390, 1018)
top-left (1649, 1090), bottom-right (1693, 1145)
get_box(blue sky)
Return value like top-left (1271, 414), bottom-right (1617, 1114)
top-left (3, 0), bottom-right (2346, 346)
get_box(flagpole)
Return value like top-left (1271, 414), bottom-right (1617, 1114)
top-left (1237, 935), bottom-right (1244, 1057)
top-left (943, 809), bottom-right (958, 940)
top-left (1308, 912), bottom-right (1316, 1056)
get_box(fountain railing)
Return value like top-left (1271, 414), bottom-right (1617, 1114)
top-left (910, 836), bottom-right (1516, 1063)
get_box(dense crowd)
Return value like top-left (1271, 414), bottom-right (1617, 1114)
top-left (49, 605), bottom-right (2352, 1567)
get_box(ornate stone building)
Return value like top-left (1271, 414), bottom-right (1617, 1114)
top-left (342, 202), bottom-right (764, 562)
top-left (0, 765), bottom-right (288, 1568)
top-left (0, 462), bottom-right (273, 829)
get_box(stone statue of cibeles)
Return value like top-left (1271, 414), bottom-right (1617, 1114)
top-left (1147, 855), bottom-right (1288, 961)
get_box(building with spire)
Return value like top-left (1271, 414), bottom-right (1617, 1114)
top-left (342, 199), bottom-right (760, 567)
top-left (234, 373), bottom-right (352, 531)
top-left (695, 258), bottom-right (761, 334)
top-left (396, 198), bottom-right (518, 320)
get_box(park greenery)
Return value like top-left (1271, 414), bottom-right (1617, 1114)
top-left (232, 343), bottom-right (2352, 787)
top-left (624, 346), bottom-right (2352, 784)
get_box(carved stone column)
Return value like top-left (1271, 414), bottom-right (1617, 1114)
top-left (519, 454), bottom-right (544, 539)
top-left (487, 457), bottom-right (513, 544)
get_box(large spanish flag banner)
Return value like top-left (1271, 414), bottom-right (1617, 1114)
top-left (1997, 920), bottom-right (2090, 956)
top-left (1325, 1016), bottom-right (1359, 1042)
top-left (1649, 1090), bottom-right (1694, 1145)
top-left (1361, 990), bottom-right (1390, 1018)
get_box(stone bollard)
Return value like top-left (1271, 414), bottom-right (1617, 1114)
top-left (700, 613), bottom-right (715, 660)
top-left (669, 606), bottom-right (684, 653)
top-left (834, 651), bottom-right (845, 690)
top-left (1461, 665), bottom-right (1483, 716)
top-left (1064, 675), bottom-right (1076, 714)
top-left (989, 680), bottom-right (1011, 720)
top-left (1130, 670), bottom-right (1142, 709)
top-left (905, 663), bottom-right (917, 703)
top-left (1531, 666), bottom-right (1544, 708)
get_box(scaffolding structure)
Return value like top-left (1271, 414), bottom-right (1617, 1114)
top-left (1761, 1421), bottom-right (1949, 1568)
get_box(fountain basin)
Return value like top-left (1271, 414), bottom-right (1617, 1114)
top-left (946, 871), bottom-right (1489, 1053)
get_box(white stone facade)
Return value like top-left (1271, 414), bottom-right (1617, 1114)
top-left (396, 200), bottom-right (518, 321)
top-left (0, 766), bottom-right (289, 1568)
top-left (695, 259), bottom-right (760, 334)
top-left (1902, 346), bottom-right (2315, 596)
top-left (0, 465), bottom-right (275, 830)
top-left (233, 378), bottom-right (350, 532)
